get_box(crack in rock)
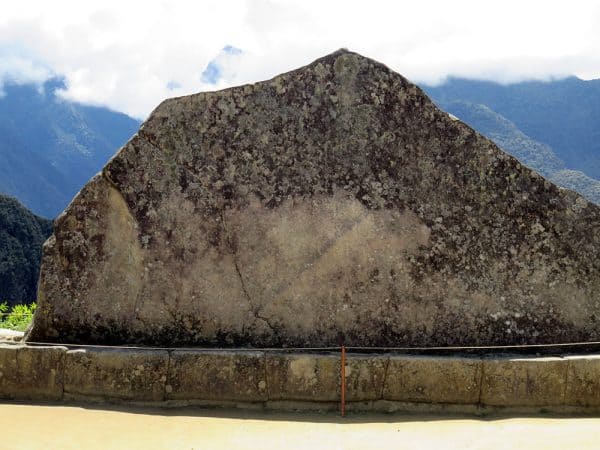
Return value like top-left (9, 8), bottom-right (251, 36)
top-left (221, 209), bottom-right (276, 335)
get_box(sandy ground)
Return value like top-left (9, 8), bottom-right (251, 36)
top-left (3, 403), bottom-right (600, 449)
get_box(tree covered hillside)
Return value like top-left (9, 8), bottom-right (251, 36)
top-left (0, 194), bottom-right (52, 306)
top-left (435, 99), bottom-right (600, 205)
top-left (425, 76), bottom-right (600, 180)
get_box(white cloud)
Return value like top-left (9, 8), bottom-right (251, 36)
top-left (0, 52), bottom-right (52, 92)
top-left (0, 0), bottom-right (599, 118)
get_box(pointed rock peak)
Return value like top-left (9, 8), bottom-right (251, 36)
top-left (313, 47), bottom-right (360, 61)
top-left (28, 51), bottom-right (600, 348)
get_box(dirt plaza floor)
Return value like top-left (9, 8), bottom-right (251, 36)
top-left (3, 403), bottom-right (600, 449)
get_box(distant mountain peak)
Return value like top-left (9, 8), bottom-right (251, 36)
top-left (0, 80), bottom-right (140, 217)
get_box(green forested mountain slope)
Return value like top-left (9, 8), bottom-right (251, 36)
top-left (0, 194), bottom-right (52, 306)
top-left (425, 76), bottom-right (600, 180)
top-left (436, 99), bottom-right (600, 205)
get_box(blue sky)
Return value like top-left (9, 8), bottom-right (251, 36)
top-left (1, 0), bottom-right (599, 118)
top-left (201, 46), bottom-right (243, 84)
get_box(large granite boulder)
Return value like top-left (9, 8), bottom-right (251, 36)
top-left (27, 50), bottom-right (600, 347)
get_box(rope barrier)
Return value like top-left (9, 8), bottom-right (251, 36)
top-left (23, 341), bottom-right (342, 351)
top-left (346, 341), bottom-right (600, 351)
top-left (0, 313), bottom-right (34, 316)
top-left (15, 339), bottom-right (600, 352)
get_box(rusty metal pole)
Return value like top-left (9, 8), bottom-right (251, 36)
top-left (341, 345), bottom-right (346, 417)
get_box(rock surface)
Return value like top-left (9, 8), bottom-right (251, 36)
top-left (27, 49), bottom-right (600, 347)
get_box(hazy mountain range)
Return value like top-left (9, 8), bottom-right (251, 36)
top-left (0, 78), bottom-right (140, 218)
top-left (424, 76), bottom-right (600, 204)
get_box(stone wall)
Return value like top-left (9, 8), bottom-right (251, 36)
top-left (2, 343), bottom-right (600, 413)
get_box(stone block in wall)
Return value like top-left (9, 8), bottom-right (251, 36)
top-left (383, 355), bottom-right (482, 404)
top-left (0, 344), bottom-right (18, 397)
top-left (166, 350), bottom-right (267, 402)
top-left (481, 356), bottom-right (567, 407)
top-left (345, 354), bottom-right (388, 401)
top-left (0, 344), bottom-right (65, 401)
top-left (564, 355), bottom-right (600, 407)
top-left (266, 353), bottom-right (340, 401)
top-left (64, 347), bottom-right (169, 401)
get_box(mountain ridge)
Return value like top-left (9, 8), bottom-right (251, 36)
top-left (424, 76), bottom-right (600, 180)
top-left (0, 78), bottom-right (140, 218)
top-left (438, 99), bottom-right (600, 205)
